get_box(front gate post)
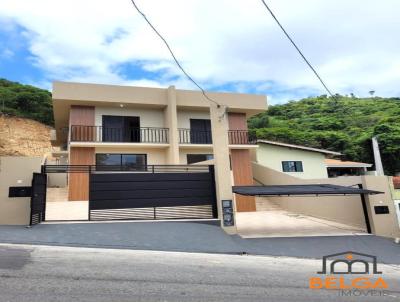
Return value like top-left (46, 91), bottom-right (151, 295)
top-left (209, 104), bottom-right (238, 234)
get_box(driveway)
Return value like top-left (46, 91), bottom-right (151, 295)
top-left (46, 201), bottom-right (88, 221)
top-left (236, 211), bottom-right (366, 238)
top-left (0, 221), bottom-right (398, 264)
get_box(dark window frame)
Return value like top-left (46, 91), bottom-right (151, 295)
top-left (186, 154), bottom-right (214, 164)
top-left (96, 153), bottom-right (148, 170)
top-left (282, 161), bottom-right (303, 172)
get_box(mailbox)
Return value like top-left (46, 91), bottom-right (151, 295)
top-left (8, 186), bottom-right (32, 198)
top-left (374, 206), bottom-right (389, 215)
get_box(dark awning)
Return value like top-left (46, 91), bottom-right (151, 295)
top-left (232, 184), bottom-right (382, 196)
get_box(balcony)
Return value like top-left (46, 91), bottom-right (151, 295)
top-left (228, 130), bottom-right (257, 145)
top-left (178, 129), bottom-right (213, 144)
top-left (178, 129), bottom-right (256, 145)
top-left (70, 125), bottom-right (169, 144)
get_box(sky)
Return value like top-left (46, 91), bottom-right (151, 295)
top-left (0, 0), bottom-right (399, 104)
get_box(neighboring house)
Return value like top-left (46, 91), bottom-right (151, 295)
top-left (325, 159), bottom-right (372, 178)
top-left (255, 140), bottom-right (341, 179)
top-left (51, 81), bottom-right (266, 212)
top-left (393, 176), bottom-right (400, 190)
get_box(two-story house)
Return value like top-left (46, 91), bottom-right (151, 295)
top-left (52, 82), bottom-right (267, 215)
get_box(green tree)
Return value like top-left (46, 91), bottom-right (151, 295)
top-left (0, 79), bottom-right (53, 125)
top-left (248, 95), bottom-right (400, 175)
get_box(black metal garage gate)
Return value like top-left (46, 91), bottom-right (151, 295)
top-left (88, 165), bottom-right (217, 221)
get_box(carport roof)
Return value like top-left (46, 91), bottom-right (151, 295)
top-left (232, 184), bottom-right (382, 196)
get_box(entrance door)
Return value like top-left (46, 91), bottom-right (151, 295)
top-left (30, 173), bottom-right (47, 225)
top-left (190, 119), bottom-right (212, 144)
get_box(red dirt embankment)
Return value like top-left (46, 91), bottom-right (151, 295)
top-left (0, 114), bottom-right (54, 157)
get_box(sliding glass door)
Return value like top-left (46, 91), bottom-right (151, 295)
top-left (190, 119), bottom-right (212, 144)
top-left (102, 115), bottom-right (140, 142)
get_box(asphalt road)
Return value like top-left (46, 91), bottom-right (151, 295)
top-left (0, 244), bottom-right (399, 302)
top-left (1, 223), bottom-right (400, 264)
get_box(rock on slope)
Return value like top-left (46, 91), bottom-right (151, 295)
top-left (0, 114), bottom-right (54, 157)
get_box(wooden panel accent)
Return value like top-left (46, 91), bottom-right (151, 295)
top-left (68, 147), bottom-right (95, 201)
top-left (231, 149), bottom-right (256, 212)
top-left (69, 106), bottom-right (95, 142)
top-left (68, 106), bottom-right (95, 201)
top-left (228, 113), bottom-right (248, 130)
top-left (69, 105), bottom-right (95, 126)
top-left (229, 113), bottom-right (255, 211)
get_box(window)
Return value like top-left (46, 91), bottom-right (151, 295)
top-left (96, 154), bottom-right (147, 171)
top-left (122, 154), bottom-right (146, 168)
top-left (187, 154), bottom-right (213, 164)
top-left (96, 154), bottom-right (121, 166)
top-left (282, 161), bottom-right (303, 172)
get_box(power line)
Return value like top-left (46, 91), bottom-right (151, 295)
top-left (260, 0), bottom-right (335, 98)
top-left (129, 0), bottom-right (221, 107)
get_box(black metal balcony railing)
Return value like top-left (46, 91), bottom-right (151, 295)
top-left (42, 164), bottom-right (210, 173)
top-left (228, 130), bottom-right (257, 145)
top-left (178, 128), bottom-right (256, 145)
top-left (178, 129), bottom-right (213, 144)
top-left (70, 125), bottom-right (169, 143)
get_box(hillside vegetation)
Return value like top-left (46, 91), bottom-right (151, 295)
top-left (0, 78), bottom-right (53, 125)
top-left (249, 96), bottom-right (400, 175)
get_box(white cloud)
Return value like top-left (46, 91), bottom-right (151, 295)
top-left (0, 0), bottom-right (399, 103)
top-left (0, 48), bottom-right (13, 59)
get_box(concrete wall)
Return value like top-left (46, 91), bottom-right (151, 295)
top-left (164, 86), bottom-right (179, 164)
top-left (256, 144), bottom-right (328, 179)
top-left (362, 176), bottom-right (400, 238)
top-left (252, 162), bottom-right (400, 238)
top-left (253, 162), bottom-right (366, 229)
top-left (0, 157), bottom-right (42, 225)
top-left (210, 104), bottom-right (236, 234)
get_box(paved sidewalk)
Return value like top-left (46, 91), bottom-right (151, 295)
top-left (0, 221), bottom-right (399, 264)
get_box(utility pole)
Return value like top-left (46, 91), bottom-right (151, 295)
top-left (372, 136), bottom-right (384, 176)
